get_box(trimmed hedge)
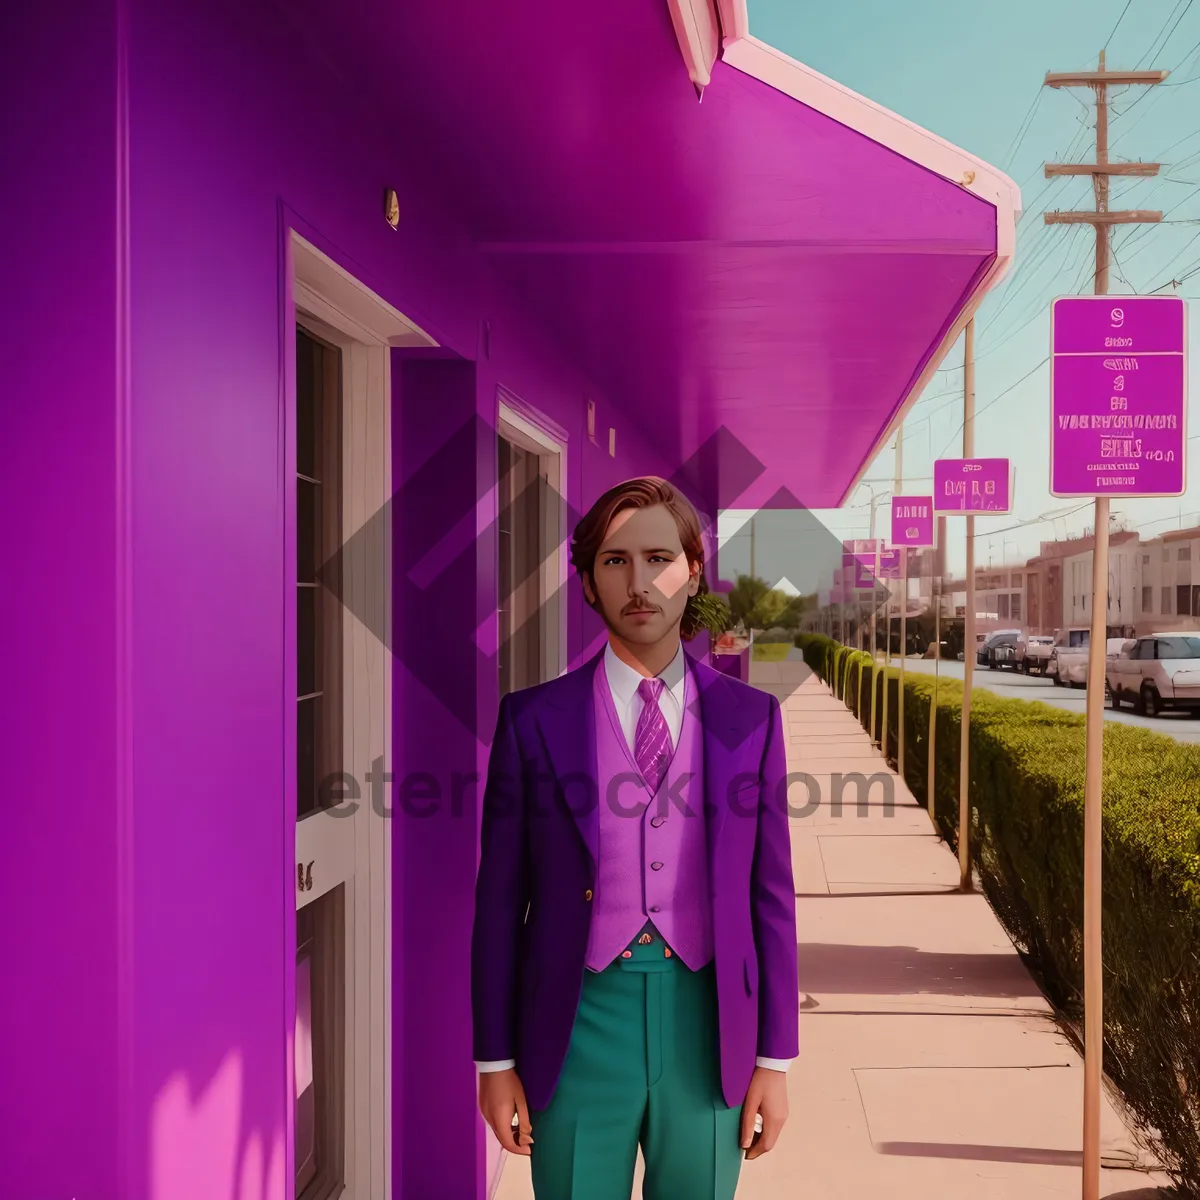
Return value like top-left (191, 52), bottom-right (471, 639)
top-left (796, 632), bottom-right (1200, 1195)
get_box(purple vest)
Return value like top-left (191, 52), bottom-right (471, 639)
top-left (584, 661), bottom-right (713, 971)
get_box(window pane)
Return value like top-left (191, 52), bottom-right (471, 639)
top-left (295, 887), bottom-right (345, 1199)
top-left (497, 435), bottom-right (547, 697)
top-left (1177, 585), bottom-right (1190, 618)
top-left (297, 324), bottom-right (342, 822)
top-left (298, 696), bottom-right (318, 820)
top-left (298, 586), bottom-right (318, 698)
top-left (298, 480), bottom-right (320, 584)
top-left (295, 934), bottom-right (317, 1192)
top-left (297, 332), bottom-right (319, 481)
top-left (1158, 636), bottom-right (1200, 659)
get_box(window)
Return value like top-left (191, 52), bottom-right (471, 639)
top-left (1179, 547), bottom-right (1192, 561)
top-left (1158, 636), bottom-right (1200, 659)
top-left (1136, 639), bottom-right (1156, 660)
top-left (294, 325), bottom-right (346, 1200)
top-left (1011, 593), bottom-right (1022, 622)
top-left (1178, 585), bottom-right (1192, 618)
top-left (1142, 585), bottom-right (1153, 613)
top-left (496, 411), bottom-right (564, 699)
top-left (1163, 587), bottom-right (1174, 615)
top-left (295, 887), bottom-right (345, 1198)
top-left (296, 328), bottom-right (343, 820)
top-left (1143, 554), bottom-right (1151, 565)
top-left (1067, 629), bottom-right (1090, 648)
top-left (997, 593), bottom-right (1009, 620)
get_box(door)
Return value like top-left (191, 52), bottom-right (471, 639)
top-left (294, 320), bottom-right (392, 1200)
top-left (1111, 639), bottom-right (1141, 693)
top-left (288, 230), bottom-right (436, 1200)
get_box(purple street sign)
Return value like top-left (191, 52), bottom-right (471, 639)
top-left (891, 495), bottom-right (935, 547)
top-left (877, 548), bottom-right (902, 579)
top-left (934, 457), bottom-right (1012, 514)
top-left (854, 558), bottom-right (878, 589)
top-left (1050, 295), bottom-right (1187, 498)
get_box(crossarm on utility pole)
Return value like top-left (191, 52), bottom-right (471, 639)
top-left (1044, 210), bottom-right (1163, 224)
top-left (1044, 162), bottom-right (1159, 177)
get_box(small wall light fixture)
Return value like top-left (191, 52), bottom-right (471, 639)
top-left (587, 399), bottom-right (596, 441)
top-left (608, 427), bottom-right (616, 457)
top-left (384, 188), bottom-right (400, 230)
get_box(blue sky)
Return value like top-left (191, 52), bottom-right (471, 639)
top-left (724, 0), bottom-right (1200, 580)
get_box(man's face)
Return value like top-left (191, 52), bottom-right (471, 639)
top-left (583, 503), bottom-right (699, 646)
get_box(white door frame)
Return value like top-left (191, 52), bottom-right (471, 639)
top-left (289, 231), bottom-right (435, 1199)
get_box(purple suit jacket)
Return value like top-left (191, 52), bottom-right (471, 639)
top-left (470, 648), bottom-right (798, 1110)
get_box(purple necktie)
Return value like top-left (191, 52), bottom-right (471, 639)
top-left (635, 678), bottom-right (673, 795)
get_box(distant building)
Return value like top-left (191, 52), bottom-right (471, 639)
top-left (1135, 526), bottom-right (1200, 633)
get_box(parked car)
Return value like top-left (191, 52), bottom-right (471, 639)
top-left (978, 629), bottom-right (1022, 670)
top-left (1052, 633), bottom-right (1132, 689)
top-left (1019, 635), bottom-right (1055, 675)
top-left (1048, 626), bottom-right (1090, 686)
top-left (1107, 632), bottom-right (1200, 715)
top-left (975, 629), bottom-right (1022, 669)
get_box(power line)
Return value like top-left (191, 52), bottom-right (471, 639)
top-left (936, 357), bottom-right (1050, 459)
top-left (1106, 0), bottom-right (1136, 47)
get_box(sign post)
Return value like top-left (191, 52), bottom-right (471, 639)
top-left (1050, 293), bottom-right (1187, 1194)
top-left (934, 440), bottom-right (1012, 890)
top-left (877, 546), bottom-right (902, 760)
top-left (892, 497), bottom-right (936, 815)
top-left (845, 540), bottom-right (880, 738)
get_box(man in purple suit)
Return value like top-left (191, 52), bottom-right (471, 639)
top-left (472, 477), bottom-right (798, 1198)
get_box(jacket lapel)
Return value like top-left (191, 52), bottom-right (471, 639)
top-left (534, 649), bottom-right (605, 867)
top-left (686, 652), bottom-right (762, 873)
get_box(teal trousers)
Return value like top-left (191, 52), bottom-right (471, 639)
top-left (529, 925), bottom-right (742, 1199)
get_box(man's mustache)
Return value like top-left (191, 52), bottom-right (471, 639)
top-left (622, 601), bottom-right (661, 615)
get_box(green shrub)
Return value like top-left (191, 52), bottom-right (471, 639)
top-left (796, 632), bottom-right (1200, 1194)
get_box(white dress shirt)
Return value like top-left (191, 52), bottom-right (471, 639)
top-left (477, 642), bottom-right (792, 1075)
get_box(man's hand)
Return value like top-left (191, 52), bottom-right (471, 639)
top-left (479, 1068), bottom-right (533, 1156)
top-left (740, 1066), bottom-right (788, 1160)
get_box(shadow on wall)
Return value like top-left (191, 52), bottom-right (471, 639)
top-left (150, 1053), bottom-right (285, 1200)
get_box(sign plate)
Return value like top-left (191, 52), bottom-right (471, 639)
top-left (1050, 295), bottom-right (1187, 497)
top-left (934, 458), bottom-right (1012, 514)
top-left (891, 496), bottom-right (935, 547)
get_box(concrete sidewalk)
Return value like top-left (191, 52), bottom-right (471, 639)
top-left (493, 657), bottom-right (1169, 1199)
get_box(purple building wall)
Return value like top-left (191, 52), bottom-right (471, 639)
top-left (2, 6), bottom-right (124, 1199)
top-left (4, 1), bottom-right (677, 1197)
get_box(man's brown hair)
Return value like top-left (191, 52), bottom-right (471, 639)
top-left (570, 476), bottom-right (711, 640)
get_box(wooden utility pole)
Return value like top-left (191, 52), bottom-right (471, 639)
top-left (1042, 50), bottom-right (1167, 1200)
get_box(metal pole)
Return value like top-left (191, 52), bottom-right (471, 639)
top-left (897, 429), bottom-right (906, 780)
top-left (867, 500), bottom-right (880, 747)
top-left (870, 587), bottom-right (879, 747)
top-left (1083, 497), bottom-right (1109, 1197)
top-left (1083, 50), bottom-right (1110, 1200)
top-left (928, 575), bottom-right (939, 819)
top-left (958, 318), bottom-right (976, 891)
top-left (881, 560), bottom-right (890, 762)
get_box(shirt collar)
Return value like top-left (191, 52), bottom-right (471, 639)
top-left (603, 641), bottom-right (686, 710)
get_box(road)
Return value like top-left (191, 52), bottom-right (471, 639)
top-left (897, 655), bottom-right (1200, 745)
